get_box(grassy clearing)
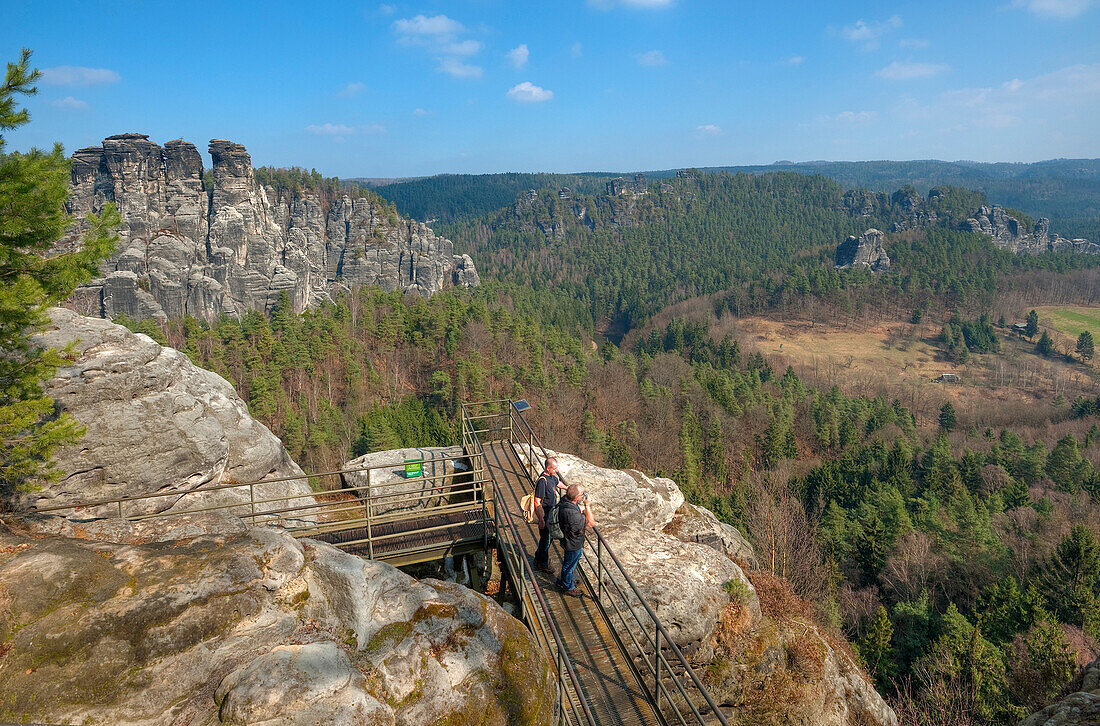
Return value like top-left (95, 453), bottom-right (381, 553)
top-left (1036, 306), bottom-right (1100, 340)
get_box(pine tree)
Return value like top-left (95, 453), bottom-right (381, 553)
top-left (1036, 330), bottom-right (1054, 357)
top-left (939, 401), bottom-right (958, 432)
top-left (860, 605), bottom-right (896, 690)
top-left (1077, 331), bottom-right (1094, 361)
top-left (1025, 310), bottom-right (1039, 340)
top-left (0, 50), bottom-right (118, 498)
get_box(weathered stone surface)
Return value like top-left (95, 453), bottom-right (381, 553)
top-left (663, 502), bottom-right (758, 567)
top-left (585, 523), bottom-right (759, 648)
top-left (1019, 657), bottom-right (1100, 726)
top-left (0, 522), bottom-right (554, 726)
top-left (62, 134), bottom-right (479, 322)
top-left (965, 205), bottom-right (1099, 255)
top-left (513, 445), bottom-right (684, 530)
top-left (340, 446), bottom-right (467, 517)
top-left (835, 228), bottom-right (891, 272)
top-left (25, 308), bottom-right (314, 521)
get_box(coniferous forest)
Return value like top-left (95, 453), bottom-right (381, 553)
top-left (103, 166), bottom-right (1100, 725)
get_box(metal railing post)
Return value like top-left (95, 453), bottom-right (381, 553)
top-left (365, 468), bottom-right (374, 561)
top-left (250, 483), bottom-right (257, 525)
top-left (596, 537), bottom-right (602, 605)
top-left (654, 623), bottom-right (661, 711)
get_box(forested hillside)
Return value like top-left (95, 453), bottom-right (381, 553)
top-left (116, 164), bottom-right (1100, 726)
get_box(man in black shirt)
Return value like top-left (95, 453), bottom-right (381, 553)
top-left (555, 483), bottom-right (595, 597)
top-left (532, 457), bottom-right (564, 574)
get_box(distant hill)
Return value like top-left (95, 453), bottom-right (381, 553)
top-left (373, 159), bottom-right (1100, 242)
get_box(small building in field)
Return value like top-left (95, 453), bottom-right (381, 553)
top-left (934, 373), bottom-right (960, 383)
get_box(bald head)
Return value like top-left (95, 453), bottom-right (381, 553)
top-left (566, 483), bottom-right (585, 502)
top-left (544, 457), bottom-right (558, 476)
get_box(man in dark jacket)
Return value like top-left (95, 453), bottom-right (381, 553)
top-left (533, 457), bottom-right (564, 574)
top-left (555, 483), bottom-right (595, 597)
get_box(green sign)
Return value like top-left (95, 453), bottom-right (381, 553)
top-left (404, 459), bottom-right (423, 478)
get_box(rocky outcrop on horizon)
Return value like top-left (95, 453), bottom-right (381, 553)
top-left (835, 228), bottom-right (891, 272)
top-left (62, 133), bottom-right (479, 322)
top-left (964, 204), bottom-right (1099, 255)
top-left (24, 308), bottom-right (315, 519)
top-left (0, 520), bottom-right (553, 725)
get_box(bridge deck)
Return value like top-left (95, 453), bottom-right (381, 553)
top-left (306, 508), bottom-right (488, 567)
top-left (484, 440), bottom-right (660, 726)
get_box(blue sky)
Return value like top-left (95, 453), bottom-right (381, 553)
top-left (4, 0), bottom-right (1099, 177)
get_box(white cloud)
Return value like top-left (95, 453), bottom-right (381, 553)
top-left (697, 124), bottom-right (722, 135)
top-left (439, 58), bottom-right (483, 78)
top-left (441, 39), bottom-right (482, 56)
top-left (834, 110), bottom-right (878, 124)
top-left (841, 16), bottom-right (902, 50)
top-left (1012, 0), bottom-right (1094, 18)
top-left (876, 61), bottom-right (949, 80)
top-left (571, 42), bottom-right (583, 58)
top-left (507, 44), bottom-right (530, 69)
top-left (393, 14), bottom-right (464, 36)
top-left (50, 96), bottom-right (89, 110)
top-left (338, 82), bottom-right (366, 98)
top-left (306, 123), bottom-right (387, 136)
top-left (783, 55), bottom-right (805, 66)
top-left (636, 50), bottom-right (667, 67)
top-left (40, 66), bottom-right (120, 86)
top-left (899, 38), bottom-right (930, 49)
top-left (413, 107), bottom-right (433, 116)
top-left (507, 81), bottom-right (554, 102)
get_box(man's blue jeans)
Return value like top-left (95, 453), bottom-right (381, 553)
top-left (557, 548), bottom-right (583, 590)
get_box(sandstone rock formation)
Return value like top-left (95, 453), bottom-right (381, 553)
top-left (24, 308), bottom-right (314, 520)
top-left (964, 205), bottom-right (1099, 255)
top-left (513, 446), bottom-right (684, 530)
top-left (513, 445), bottom-right (898, 726)
top-left (63, 133), bottom-right (479, 322)
top-left (835, 228), bottom-right (891, 272)
top-left (0, 520), bottom-right (553, 726)
top-left (1019, 657), bottom-right (1100, 726)
top-left (664, 502), bottom-right (758, 567)
top-left (341, 446), bottom-right (467, 517)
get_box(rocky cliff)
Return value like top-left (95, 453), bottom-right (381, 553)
top-left (62, 134), bottom-right (479, 322)
top-left (0, 519), bottom-right (553, 725)
top-left (1019, 657), bottom-right (1100, 726)
top-left (835, 228), bottom-right (891, 272)
top-left (514, 446), bottom-right (898, 726)
top-left (23, 308), bottom-right (315, 518)
top-left (964, 205), bottom-right (1099, 255)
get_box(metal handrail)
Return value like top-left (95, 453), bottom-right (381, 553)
top-left (461, 403), bottom-right (595, 726)
top-left (506, 402), bottom-right (730, 726)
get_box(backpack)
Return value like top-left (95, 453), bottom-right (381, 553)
top-left (546, 501), bottom-right (564, 540)
top-left (520, 493), bottom-right (537, 523)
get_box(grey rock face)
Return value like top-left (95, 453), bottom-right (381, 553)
top-left (965, 205), bottom-right (1099, 255)
top-left (0, 523), bottom-right (554, 726)
top-left (1019, 657), bottom-right (1100, 726)
top-left (62, 134), bottom-right (479, 322)
top-left (26, 308), bottom-right (314, 520)
top-left (835, 228), bottom-right (891, 272)
top-left (340, 446), bottom-right (466, 517)
top-left (663, 502), bottom-right (759, 567)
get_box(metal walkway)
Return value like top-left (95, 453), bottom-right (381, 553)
top-left (34, 400), bottom-right (729, 726)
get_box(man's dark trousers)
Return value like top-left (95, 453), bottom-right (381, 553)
top-left (534, 526), bottom-right (552, 567)
top-left (557, 548), bottom-right (583, 590)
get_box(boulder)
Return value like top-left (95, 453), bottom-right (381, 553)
top-left (0, 520), bottom-right (554, 726)
top-left (61, 134), bottom-right (479, 322)
top-left (583, 523), bottom-right (759, 648)
top-left (835, 229), bottom-right (891, 272)
top-left (25, 308), bottom-right (315, 523)
top-left (663, 502), bottom-right (758, 567)
top-left (513, 445), bottom-right (683, 530)
top-left (1019, 657), bottom-right (1100, 726)
top-left (340, 446), bottom-right (468, 517)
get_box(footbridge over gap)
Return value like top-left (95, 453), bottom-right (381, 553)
top-left (32, 399), bottom-right (729, 726)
